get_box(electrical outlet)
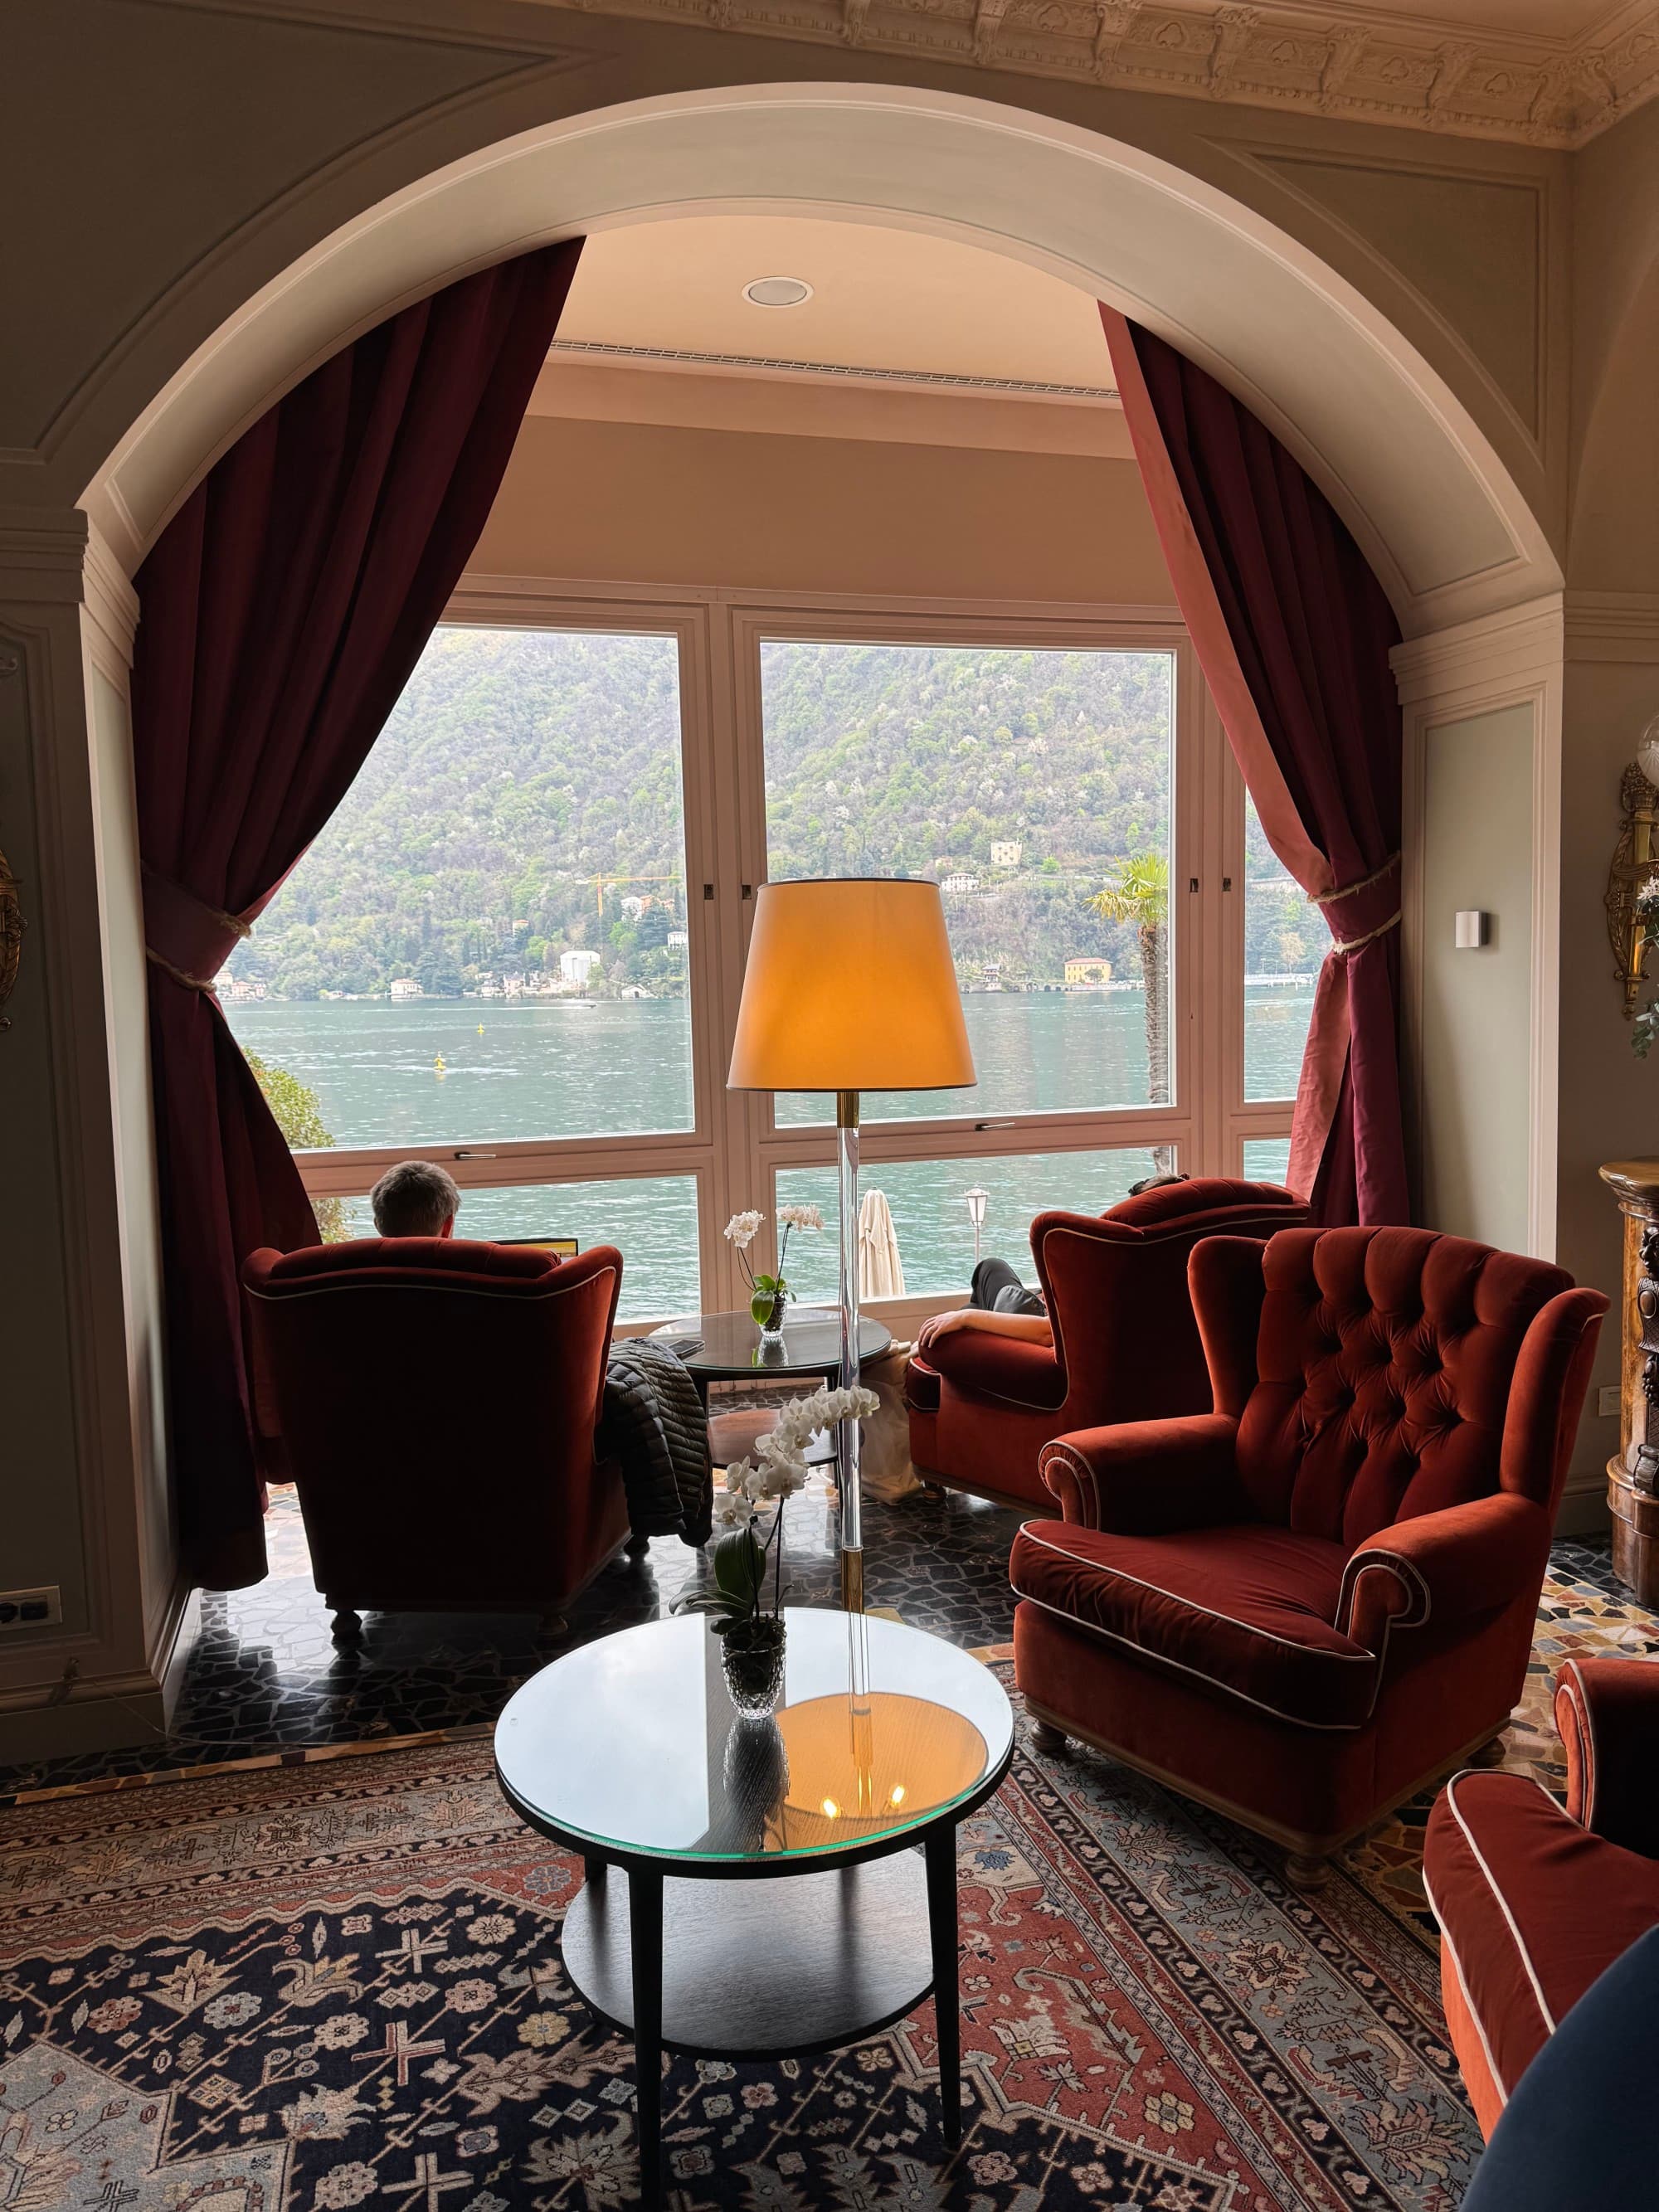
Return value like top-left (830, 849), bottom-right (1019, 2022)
top-left (1599, 1385), bottom-right (1622, 1420)
top-left (0, 1586), bottom-right (62, 1631)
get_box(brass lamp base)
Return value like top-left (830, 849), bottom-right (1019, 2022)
top-left (839, 1547), bottom-right (865, 1615)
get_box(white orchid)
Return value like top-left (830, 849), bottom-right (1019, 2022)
top-left (684, 1378), bottom-right (879, 1626)
top-left (723, 1209), bottom-right (765, 1251)
top-left (776, 1203), bottom-right (825, 1233)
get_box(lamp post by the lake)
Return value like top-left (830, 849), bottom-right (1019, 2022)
top-left (965, 1185), bottom-right (989, 1265)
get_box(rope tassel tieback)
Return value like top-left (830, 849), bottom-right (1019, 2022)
top-left (141, 862), bottom-right (251, 994)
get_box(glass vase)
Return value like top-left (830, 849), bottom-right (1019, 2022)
top-left (721, 1614), bottom-right (787, 1717)
top-left (751, 1284), bottom-right (789, 1346)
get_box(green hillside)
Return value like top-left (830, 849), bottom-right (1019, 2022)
top-left (226, 627), bottom-right (1312, 999)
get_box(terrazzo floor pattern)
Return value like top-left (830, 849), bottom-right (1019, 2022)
top-left (0, 1448), bottom-right (1023, 1800)
top-left (2, 1444), bottom-right (1653, 1849)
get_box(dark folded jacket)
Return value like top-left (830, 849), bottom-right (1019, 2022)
top-left (601, 1339), bottom-right (713, 1545)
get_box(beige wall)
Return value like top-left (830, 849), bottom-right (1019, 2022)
top-left (474, 416), bottom-right (1175, 605)
top-left (1416, 704), bottom-right (1537, 1257)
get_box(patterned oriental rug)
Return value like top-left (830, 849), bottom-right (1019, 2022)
top-left (0, 1656), bottom-right (1489, 2212)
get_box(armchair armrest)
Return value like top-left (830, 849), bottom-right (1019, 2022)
top-left (1554, 1657), bottom-right (1659, 1858)
top-left (1338, 1493), bottom-right (1551, 1650)
top-left (1039, 1413), bottom-right (1243, 1532)
top-left (922, 1327), bottom-right (1066, 1413)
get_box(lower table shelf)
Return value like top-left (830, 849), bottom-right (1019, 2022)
top-left (562, 1850), bottom-right (935, 2060)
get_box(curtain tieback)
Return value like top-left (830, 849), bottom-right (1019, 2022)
top-left (1330, 909), bottom-right (1401, 957)
top-left (142, 862), bottom-right (251, 993)
top-left (1313, 851), bottom-right (1401, 958)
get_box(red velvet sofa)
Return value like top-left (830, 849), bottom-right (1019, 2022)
top-left (244, 1237), bottom-right (630, 1636)
top-left (905, 1178), bottom-right (1307, 1506)
top-left (1423, 1655), bottom-right (1659, 2139)
top-left (1011, 1226), bottom-right (1606, 1875)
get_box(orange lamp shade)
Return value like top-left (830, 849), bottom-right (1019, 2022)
top-left (727, 878), bottom-right (976, 1094)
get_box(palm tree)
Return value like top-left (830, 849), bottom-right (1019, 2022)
top-left (1089, 852), bottom-right (1172, 1169)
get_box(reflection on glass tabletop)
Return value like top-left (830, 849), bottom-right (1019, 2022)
top-left (650, 1307), bottom-right (892, 1375)
top-left (494, 1610), bottom-right (1013, 1864)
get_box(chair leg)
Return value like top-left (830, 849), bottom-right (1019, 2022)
top-left (328, 1606), bottom-right (362, 1644)
top-left (538, 1610), bottom-right (568, 1640)
top-left (1029, 1719), bottom-right (1070, 1755)
top-left (1472, 1734), bottom-right (1508, 1767)
top-left (1283, 1851), bottom-right (1331, 1889)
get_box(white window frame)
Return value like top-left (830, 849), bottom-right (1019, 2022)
top-left (286, 576), bottom-right (1296, 1329)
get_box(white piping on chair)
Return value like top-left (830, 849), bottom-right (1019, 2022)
top-left (1008, 1587), bottom-right (1368, 1730)
top-left (1039, 1441), bottom-right (1101, 1524)
top-left (1336, 1549), bottom-right (1433, 1638)
top-left (1421, 1857), bottom-right (1511, 2114)
top-left (1015, 1524), bottom-right (1373, 1660)
top-left (1443, 1772), bottom-right (1560, 2044)
top-left (1555, 1659), bottom-right (1598, 1827)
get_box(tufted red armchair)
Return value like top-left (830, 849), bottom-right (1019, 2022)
top-left (1010, 1226), bottom-right (1606, 1875)
top-left (245, 1237), bottom-right (630, 1639)
top-left (905, 1178), bottom-right (1307, 1506)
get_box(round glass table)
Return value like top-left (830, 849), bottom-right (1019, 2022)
top-left (650, 1305), bottom-right (892, 1388)
top-left (494, 1609), bottom-right (1013, 2205)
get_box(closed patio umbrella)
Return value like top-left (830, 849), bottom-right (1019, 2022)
top-left (859, 1187), bottom-right (905, 1301)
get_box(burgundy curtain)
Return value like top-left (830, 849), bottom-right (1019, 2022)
top-left (132, 241), bottom-right (582, 1587)
top-left (1101, 307), bottom-right (1408, 1227)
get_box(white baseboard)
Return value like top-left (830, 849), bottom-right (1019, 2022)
top-left (0, 1575), bottom-right (197, 1773)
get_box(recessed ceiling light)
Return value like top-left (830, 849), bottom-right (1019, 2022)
top-left (743, 275), bottom-right (813, 309)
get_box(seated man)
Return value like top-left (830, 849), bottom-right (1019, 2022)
top-left (917, 1171), bottom-right (1190, 1356)
top-left (370, 1159), bottom-right (460, 1239)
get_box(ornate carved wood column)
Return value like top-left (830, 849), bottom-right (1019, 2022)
top-left (1599, 1159), bottom-right (1659, 1603)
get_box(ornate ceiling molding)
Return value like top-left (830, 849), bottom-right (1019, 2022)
top-left (553, 0), bottom-right (1659, 148)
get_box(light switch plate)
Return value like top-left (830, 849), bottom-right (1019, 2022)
top-left (1599, 1385), bottom-right (1621, 1419)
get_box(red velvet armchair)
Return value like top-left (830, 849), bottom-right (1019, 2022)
top-left (1010, 1226), bottom-right (1606, 1875)
top-left (244, 1237), bottom-right (630, 1637)
top-left (905, 1178), bottom-right (1307, 1507)
top-left (1423, 1656), bottom-right (1659, 2138)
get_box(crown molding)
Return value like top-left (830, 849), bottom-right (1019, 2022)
top-left (1564, 590), bottom-right (1659, 662)
top-left (1389, 591), bottom-right (1564, 702)
top-left (538, 0), bottom-right (1659, 149)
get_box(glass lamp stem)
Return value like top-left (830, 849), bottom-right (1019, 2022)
top-left (836, 1087), bottom-right (864, 1612)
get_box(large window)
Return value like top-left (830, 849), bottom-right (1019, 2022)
top-left (760, 641), bottom-right (1174, 1125)
top-left (230, 592), bottom-right (1296, 1323)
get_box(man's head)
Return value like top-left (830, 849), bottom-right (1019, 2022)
top-left (370, 1160), bottom-right (461, 1239)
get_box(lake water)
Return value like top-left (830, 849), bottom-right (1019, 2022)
top-left (225, 990), bottom-right (1307, 1317)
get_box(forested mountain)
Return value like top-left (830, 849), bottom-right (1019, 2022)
top-left (226, 629), bottom-right (1314, 999)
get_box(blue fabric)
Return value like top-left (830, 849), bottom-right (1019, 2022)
top-left (1462, 1923), bottom-right (1659, 2209)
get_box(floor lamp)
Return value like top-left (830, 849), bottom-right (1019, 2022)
top-left (728, 878), bottom-right (975, 1612)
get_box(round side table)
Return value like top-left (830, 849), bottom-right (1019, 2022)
top-left (494, 1608), bottom-right (1013, 2208)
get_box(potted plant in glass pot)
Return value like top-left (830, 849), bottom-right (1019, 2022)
top-left (724, 1203), bottom-right (825, 1344)
top-left (678, 1380), bottom-right (878, 1712)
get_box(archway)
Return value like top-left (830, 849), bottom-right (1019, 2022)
top-left (84, 81), bottom-right (1559, 635)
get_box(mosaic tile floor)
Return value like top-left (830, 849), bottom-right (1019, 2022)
top-left (3, 1437), bottom-right (1655, 1862)
top-left (0, 1446), bottom-right (1022, 1801)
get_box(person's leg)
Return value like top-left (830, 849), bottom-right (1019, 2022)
top-left (970, 1257), bottom-right (1045, 1316)
top-left (970, 1257), bottom-right (1024, 1309)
